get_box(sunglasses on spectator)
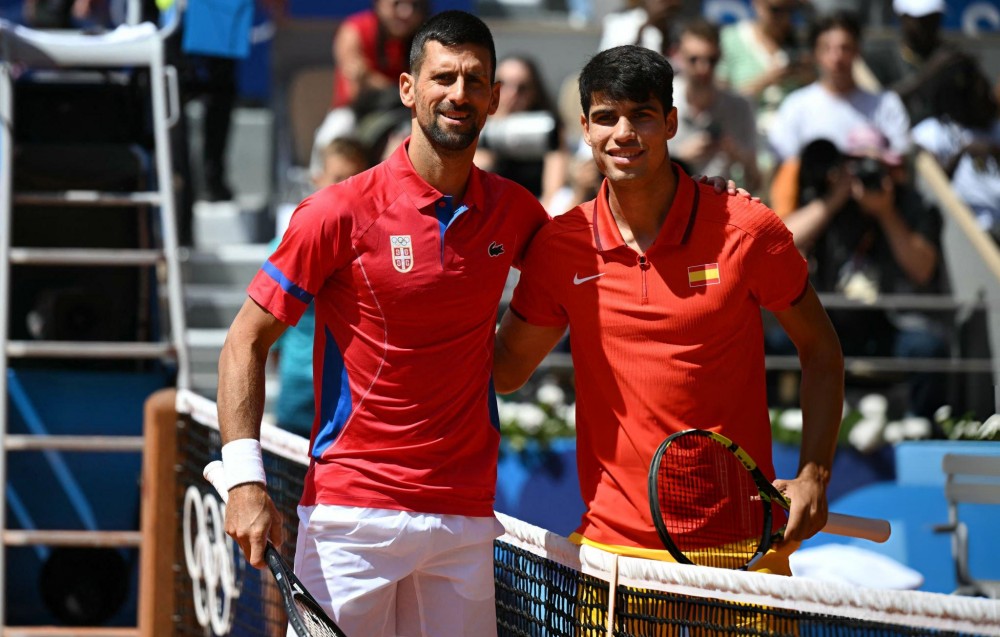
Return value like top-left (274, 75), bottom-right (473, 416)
top-left (686, 55), bottom-right (720, 66)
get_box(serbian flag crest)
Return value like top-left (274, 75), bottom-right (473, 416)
top-left (688, 263), bottom-right (720, 287)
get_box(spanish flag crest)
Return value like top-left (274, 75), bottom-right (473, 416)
top-left (688, 263), bottom-right (720, 287)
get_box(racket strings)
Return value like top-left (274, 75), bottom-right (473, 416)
top-left (293, 596), bottom-right (344, 637)
top-left (657, 436), bottom-right (767, 569)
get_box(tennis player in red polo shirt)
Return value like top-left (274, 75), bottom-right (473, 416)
top-left (217, 12), bottom-right (550, 636)
top-left (494, 45), bottom-right (845, 575)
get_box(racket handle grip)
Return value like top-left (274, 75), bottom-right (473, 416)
top-left (203, 460), bottom-right (229, 503)
top-left (824, 513), bottom-right (891, 543)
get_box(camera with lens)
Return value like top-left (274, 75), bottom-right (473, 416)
top-left (847, 156), bottom-right (887, 191)
top-left (479, 112), bottom-right (558, 161)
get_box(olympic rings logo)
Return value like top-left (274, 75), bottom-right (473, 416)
top-left (183, 486), bottom-right (241, 635)
top-left (390, 236), bottom-right (411, 246)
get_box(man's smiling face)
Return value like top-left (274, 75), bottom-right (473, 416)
top-left (581, 92), bottom-right (677, 185)
top-left (404, 40), bottom-right (500, 152)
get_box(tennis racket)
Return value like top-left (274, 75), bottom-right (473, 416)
top-left (203, 460), bottom-right (348, 637)
top-left (648, 429), bottom-right (891, 571)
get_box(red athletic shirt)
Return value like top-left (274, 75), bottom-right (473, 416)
top-left (332, 10), bottom-right (410, 109)
top-left (249, 140), bottom-right (549, 516)
top-left (509, 166), bottom-right (808, 548)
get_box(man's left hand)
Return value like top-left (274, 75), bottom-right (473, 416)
top-left (694, 174), bottom-right (759, 202)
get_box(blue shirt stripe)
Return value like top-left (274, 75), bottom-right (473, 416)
top-left (312, 326), bottom-right (353, 458)
top-left (262, 260), bottom-right (314, 304)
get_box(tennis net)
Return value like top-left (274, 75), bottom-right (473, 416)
top-left (164, 389), bottom-right (1000, 637)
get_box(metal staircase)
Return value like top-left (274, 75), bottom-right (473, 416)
top-left (0, 13), bottom-right (187, 635)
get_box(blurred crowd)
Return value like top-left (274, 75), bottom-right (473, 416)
top-left (287, 0), bottom-right (997, 422)
top-left (16, 0), bottom-right (997, 423)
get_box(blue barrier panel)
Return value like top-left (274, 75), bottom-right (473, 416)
top-left (5, 368), bottom-right (170, 626)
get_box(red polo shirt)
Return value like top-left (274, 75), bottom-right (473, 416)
top-left (510, 166), bottom-right (808, 548)
top-left (250, 140), bottom-right (548, 516)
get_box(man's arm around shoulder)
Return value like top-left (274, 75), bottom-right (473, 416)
top-left (493, 309), bottom-right (566, 394)
top-left (218, 298), bottom-right (290, 568)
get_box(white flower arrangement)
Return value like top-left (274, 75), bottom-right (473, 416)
top-left (498, 376), bottom-right (576, 451)
top-left (771, 393), bottom-right (1000, 452)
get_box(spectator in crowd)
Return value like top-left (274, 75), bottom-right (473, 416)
top-left (268, 138), bottom-right (370, 438)
top-left (545, 140), bottom-right (602, 216)
top-left (866, 0), bottom-right (990, 128)
top-left (672, 18), bottom-right (760, 190)
top-left (768, 11), bottom-right (910, 216)
top-left (912, 68), bottom-right (1000, 242)
top-left (311, 0), bottom-right (428, 176)
top-left (716, 0), bottom-right (813, 171)
top-left (769, 11), bottom-right (911, 164)
top-left (598, 0), bottom-right (684, 57)
top-left (22, 0), bottom-right (107, 28)
top-left (475, 54), bottom-right (569, 208)
top-left (777, 127), bottom-right (949, 419)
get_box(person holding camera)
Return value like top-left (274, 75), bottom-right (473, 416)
top-left (768, 12), bottom-right (910, 165)
top-left (672, 19), bottom-right (760, 190)
top-left (775, 126), bottom-right (949, 420)
top-left (474, 54), bottom-right (569, 210)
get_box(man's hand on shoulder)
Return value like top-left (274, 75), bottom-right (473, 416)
top-left (693, 174), bottom-right (760, 202)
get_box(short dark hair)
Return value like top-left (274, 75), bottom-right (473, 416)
top-left (578, 45), bottom-right (674, 117)
top-left (409, 10), bottom-right (497, 81)
top-left (808, 10), bottom-right (862, 49)
top-left (680, 17), bottom-right (720, 48)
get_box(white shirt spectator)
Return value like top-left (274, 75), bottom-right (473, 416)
top-left (768, 82), bottom-right (911, 162)
top-left (598, 7), bottom-right (663, 53)
top-left (913, 117), bottom-right (1000, 233)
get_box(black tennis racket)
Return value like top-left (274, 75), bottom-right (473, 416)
top-left (203, 461), bottom-right (348, 637)
top-left (648, 429), bottom-right (891, 571)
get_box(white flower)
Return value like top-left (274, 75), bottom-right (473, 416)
top-left (883, 420), bottom-right (905, 444)
top-left (901, 417), bottom-right (931, 440)
top-left (778, 409), bottom-right (803, 432)
top-left (515, 403), bottom-right (547, 434)
top-left (498, 400), bottom-right (519, 424)
top-left (849, 417), bottom-right (886, 453)
top-left (934, 404), bottom-right (952, 424)
top-left (536, 382), bottom-right (565, 407)
top-left (858, 394), bottom-right (888, 420)
top-left (978, 414), bottom-right (1000, 439)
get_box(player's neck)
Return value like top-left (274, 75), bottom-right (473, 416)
top-left (607, 166), bottom-right (678, 253)
top-left (407, 130), bottom-right (475, 201)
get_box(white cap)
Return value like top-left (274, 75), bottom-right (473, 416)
top-left (892, 0), bottom-right (946, 17)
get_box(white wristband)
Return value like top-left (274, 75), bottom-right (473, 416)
top-left (221, 438), bottom-right (266, 488)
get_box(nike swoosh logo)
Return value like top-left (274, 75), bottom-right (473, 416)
top-left (573, 272), bottom-right (605, 285)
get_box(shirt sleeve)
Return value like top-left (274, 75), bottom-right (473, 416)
top-left (510, 192), bottom-right (552, 271)
top-left (509, 231), bottom-right (569, 328)
top-left (248, 189), bottom-right (353, 326)
top-left (741, 203), bottom-right (809, 312)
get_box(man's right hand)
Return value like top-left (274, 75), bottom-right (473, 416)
top-left (224, 482), bottom-right (283, 569)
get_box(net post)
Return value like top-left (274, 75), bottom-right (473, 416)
top-left (138, 387), bottom-right (179, 637)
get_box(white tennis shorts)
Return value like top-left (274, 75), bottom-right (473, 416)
top-left (290, 504), bottom-right (504, 637)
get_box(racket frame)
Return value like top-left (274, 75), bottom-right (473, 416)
top-left (648, 429), bottom-right (783, 571)
top-left (203, 460), bottom-right (349, 637)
